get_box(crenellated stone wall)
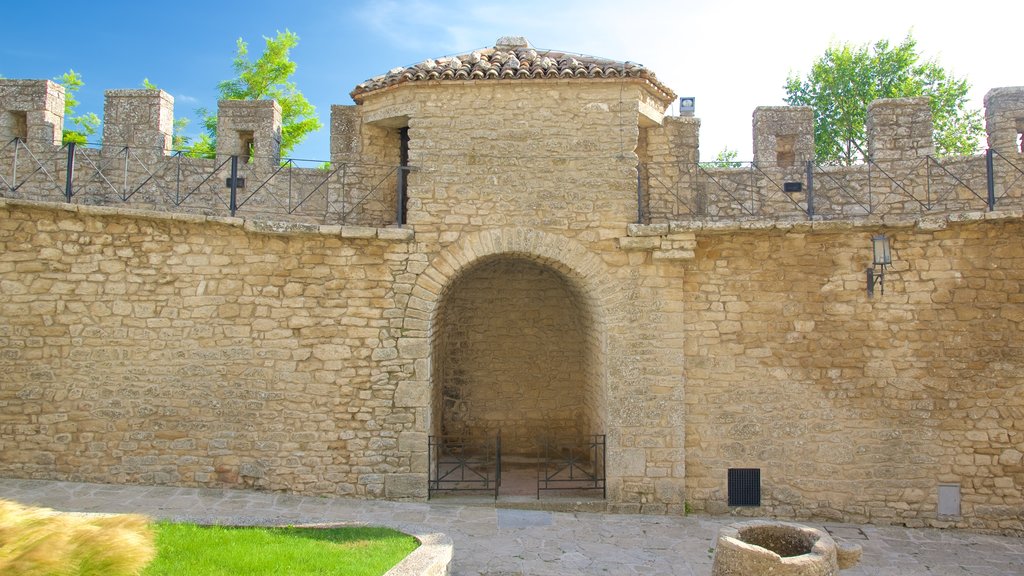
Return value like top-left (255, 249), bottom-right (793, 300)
top-left (0, 44), bottom-right (1022, 531)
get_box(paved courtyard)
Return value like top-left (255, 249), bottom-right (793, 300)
top-left (1, 478), bottom-right (1022, 575)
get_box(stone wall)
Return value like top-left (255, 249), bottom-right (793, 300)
top-left (356, 81), bottom-right (643, 235)
top-left (0, 81), bottom-right (399, 228)
top-left (641, 89), bottom-right (1024, 223)
top-left (2, 66), bottom-right (1022, 530)
top-left (0, 197), bottom-right (419, 498)
top-left (678, 213), bottom-right (1024, 532)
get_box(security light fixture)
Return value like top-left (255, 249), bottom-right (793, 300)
top-left (679, 97), bottom-right (695, 116)
top-left (866, 235), bottom-right (891, 297)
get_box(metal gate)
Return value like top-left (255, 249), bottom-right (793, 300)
top-left (427, 433), bottom-right (501, 500)
top-left (537, 434), bottom-right (606, 499)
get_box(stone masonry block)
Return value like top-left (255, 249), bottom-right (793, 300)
top-left (216, 99), bottom-right (282, 166)
top-left (0, 79), bottom-right (65, 145)
top-left (385, 473), bottom-right (428, 498)
top-left (867, 97), bottom-right (933, 161)
top-left (984, 86), bottom-right (1024, 153)
top-left (103, 89), bottom-right (174, 153)
top-left (753, 106), bottom-right (814, 167)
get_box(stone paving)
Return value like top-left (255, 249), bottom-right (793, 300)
top-left (1, 478), bottom-right (1022, 575)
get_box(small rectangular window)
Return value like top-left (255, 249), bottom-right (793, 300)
top-left (237, 130), bottom-right (255, 163)
top-left (776, 135), bottom-right (796, 167)
top-left (9, 111), bottom-right (28, 140)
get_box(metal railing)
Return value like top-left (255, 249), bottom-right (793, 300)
top-left (639, 150), bottom-right (1024, 223)
top-left (536, 434), bottom-right (606, 499)
top-left (427, 433), bottom-right (501, 500)
top-left (0, 138), bottom-right (412, 228)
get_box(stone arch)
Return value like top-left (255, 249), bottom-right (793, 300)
top-left (395, 227), bottom-right (622, 467)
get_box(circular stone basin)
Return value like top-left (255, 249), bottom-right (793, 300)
top-left (711, 520), bottom-right (839, 576)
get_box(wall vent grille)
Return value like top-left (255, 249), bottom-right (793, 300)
top-left (728, 468), bottom-right (761, 506)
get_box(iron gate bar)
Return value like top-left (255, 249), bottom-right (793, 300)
top-left (867, 155), bottom-right (931, 211)
top-left (1, 138), bottom-right (67, 198)
top-left (537, 434), bottom-right (606, 499)
top-left (987, 149), bottom-right (996, 210)
top-left (64, 142), bottom-right (75, 202)
top-left (639, 162), bottom-right (699, 219)
top-left (992, 148), bottom-right (1024, 203)
top-left (428, 432), bottom-right (501, 500)
top-left (697, 164), bottom-right (757, 217)
top-left (177, 155), bottom-right (233, 208)
top-left (120, 146), bottom-right (178, 203)
top-left (926, 155), bottom-right (984, 206)
top-left (72, 146), bottom-right (125, 200)
top-left (234, 158), bottom-right (292, 212)
top-left (338, 164), bottom-right (400, 223)
top-left (396, 165), bottom-right (406, 227)
top-left (805, 160), bottom-right (815, 219)
top-left (812, 163), bottom-right (872, 217)
top-left (749, 162), bottom-right (810, 218)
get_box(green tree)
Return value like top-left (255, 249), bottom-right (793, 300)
top-left (56, 70), bottom-right (100, 145)
top-left (189, 30), bottom-right (321, 158)
top-left (784, 35), bottom-right (983, 164)
top-left (700, 147), bottom-right (742, 169)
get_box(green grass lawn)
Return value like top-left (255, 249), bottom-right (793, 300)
top-left (142, 523), bottom-right (419, 576)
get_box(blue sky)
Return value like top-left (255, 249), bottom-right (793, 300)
top-left (3, 0), bottom-right (1021, 161)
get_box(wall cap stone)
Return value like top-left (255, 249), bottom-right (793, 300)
top-left (656, 210), bottom-right (1023, 235)
top-left (0, 196), bottom-right (414, 241)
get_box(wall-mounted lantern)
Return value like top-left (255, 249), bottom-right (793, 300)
top-left (866, 235), bottom-right (891, 297)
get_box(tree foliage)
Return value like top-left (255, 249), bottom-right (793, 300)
top-left (56, 70), bottom-right (100, 145)
top-left (189, 30), bottom-right (321, 158)
top-left (700, 147), bottom-right (742, 169)
top-left (784, 35), bottom-right (983, 164)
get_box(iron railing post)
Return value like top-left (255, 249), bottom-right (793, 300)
top-left (805, 159), bottom-right (814, 220)
top-left (495, 431), bottom-right (501, 501)
top-left (636, 163), bottom-right (644, 224)
top-left (64, 142), bottom-right (76, 203)
top-left (986, 148), bottom-right (996, 211)
top-left (122, 146), bottom-right (130, 200)
top-left (229, 155), bottom-right (239, 216)
top-left (396, 166), bottom-right (405, 227)
top-left (12, 138), bottom-right (21, 189)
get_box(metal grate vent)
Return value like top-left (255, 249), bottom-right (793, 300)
top-left (728, 468), bottom-right (761, 507)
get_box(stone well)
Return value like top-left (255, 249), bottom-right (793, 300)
top-left (710, 520), bottom-right (857, 576)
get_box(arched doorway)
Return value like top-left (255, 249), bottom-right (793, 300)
top-left (429, 254), bottom-right (606, 497)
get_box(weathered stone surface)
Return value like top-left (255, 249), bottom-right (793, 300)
top-left (711, 521), bottom-right (844, 576)
top-left (0, 44), bottom-right (1021, 534)
top-left (384, 473), bottom-right (428, 499)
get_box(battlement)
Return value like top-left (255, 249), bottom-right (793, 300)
top-left (0, 79), bottom-right (64, 145)
top-left (1, 76), bottom-right (1023, 227)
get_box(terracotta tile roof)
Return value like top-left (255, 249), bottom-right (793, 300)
top-left (350, 36), bottom-right (676, 104)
